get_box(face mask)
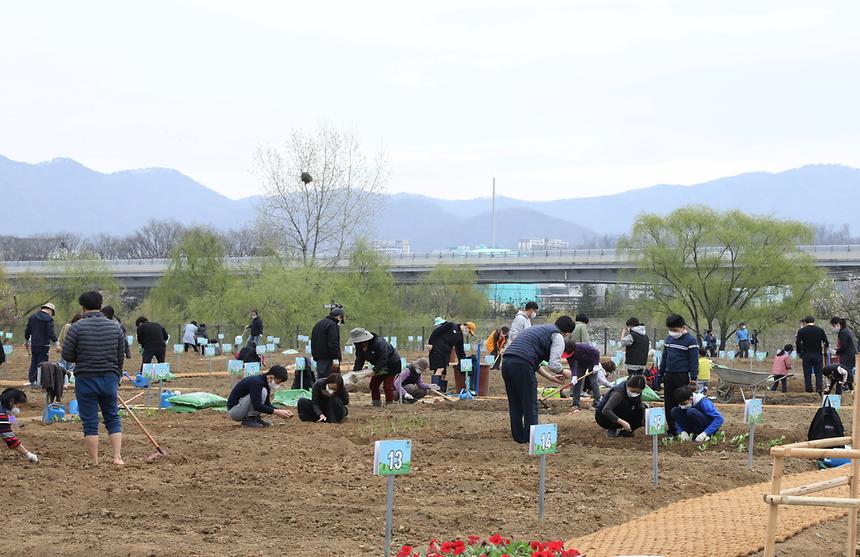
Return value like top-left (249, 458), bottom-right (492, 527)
top-left (325, 386), bottom-right (336, 395)
top-left (626, 390), bottom-right (641, 398)
top-left (269, 382), bottom-right (282, 391)
top-left (833, 327), bottom-right (840, 333)
top-left (11, 407), bottom-right (21, 416)
top-left (679, 403), bottom-right (692, 410)
top-left (668, 330), bottom-right (684, 339)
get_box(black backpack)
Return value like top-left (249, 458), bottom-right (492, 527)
top-left (808, 397), bottom-right (845, 442)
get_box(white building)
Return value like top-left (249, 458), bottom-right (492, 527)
top-left (369, 239), bottom-right (410, 256)
top-left (518, 238), bottom-right (569, 251)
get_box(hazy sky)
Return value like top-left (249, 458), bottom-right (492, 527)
top-left (2, 1), bottom-right (859, 200)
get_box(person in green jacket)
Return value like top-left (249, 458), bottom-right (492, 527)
top-left (572, 313), bottom-right (590, 343)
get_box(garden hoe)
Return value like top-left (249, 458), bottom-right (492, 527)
top-left (118, 394), bottom-right (167, 463)
top-left (539, 370), bottom-right (594, 409)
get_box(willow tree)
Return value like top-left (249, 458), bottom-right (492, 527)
top-left (620, 206), bottom-right (823, 349)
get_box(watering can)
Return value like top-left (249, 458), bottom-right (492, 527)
top-left (43, 403), bottom-right (66, 424)
top-left (159, 390), bottom-right (176, 409)
top-left (123, 372), bottom-right (150, 389)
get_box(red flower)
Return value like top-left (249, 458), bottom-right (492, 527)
top-left (467, 535), bottom-right (482, 546)
top-left (488, 534), bottom-right (507, 545)
top-left (546, 541), bottom-right (564, 552)
top-left (561, 550), bottom-right (581, 557)
top-left (397, 546), bottom-right (414, 557)
top-left (530, 541), bottom-right (545, 550)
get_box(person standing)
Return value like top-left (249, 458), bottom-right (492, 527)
top-left (61, 291), bottom-right (126, 466)
top-left (736, 323), bottom-right (751, 358)
top-left (830, 317), bottom-right (856, 390)
top-left (57, 314), bottom-right (82, 371)
top-left (135, 316), bottom-right (169, 368)
top-left (311, 306), bottom-right (345, 379)
top-left (509, 301), bottom-right (538, 343)
top-left (427, 321), bottom-right (475, 392)
top-left (102, 306), bottom-right (132, 360)
top-left (182, 321), bottom-right (199, 353)
top-left (703, 330), bottom-right (718, 357)
top-left (659, 314), bottom-right (699, 432)
top-left (24, 303), bottom-right (58, 387)
top-left (572, 313), bottom-right (590, 343)
top-left (796, 316), bottom-right (829, 394)
top-left (620, 317), bottom-right (650, 375)
top-left (349, 328), bottom-right (403, 407)
top-left (500, 316), bottom-right (573, 443)
top-left (245, 309), bottom-right (264, 345)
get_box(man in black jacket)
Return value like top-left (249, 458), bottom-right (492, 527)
top-left (245, 310), bottom-right (264, 345)
top-left (796, 316), bottom-right (829, 394)
top-left (311, 306), bottom-right (345, 380)
top-left (25, 303), bottom-right (58, 386)
top-left (135, 316), bottom-right (169, 369)
top-left (61, 291), bottom-right (126, 466)
top-left (227, 365), bottom-right (293, 428)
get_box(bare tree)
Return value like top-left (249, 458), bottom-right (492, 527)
top-left (220, 226), bottom-right (270, 257)
top-left (254, 126), bottom-right (388, 265)
top-left (83, 233), bottom-right (131, 259)
top-left (126, 219), bottom-right (185, 259)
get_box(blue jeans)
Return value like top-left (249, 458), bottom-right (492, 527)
top-left (76, 374), bottom-right (121, 436)
top-left (671, 406), bottom-right (717, 436)
top-left (501, 356), bottom-right (538, 444)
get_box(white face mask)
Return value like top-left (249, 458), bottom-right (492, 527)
top-left (11, 407), bottom-right (21, 416)
top-left (679, 403), bottom-right (692, 410)
top-left (269, 381), bottom-right (282, 391)
top-left (325, 386), bottom-right (336, 395)
top-left (668, 330), bottom-right (684, 339)
top-left (626, 390), bottom-right (641, 398)
top-left (832, 327), bottom-right (840, 333)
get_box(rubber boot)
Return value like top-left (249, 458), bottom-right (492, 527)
top-left (430, 375), bottom-right (441, 388)
top-left (439, 379), bottom-right (448, 394)
top-left (372, 399), bottom-right (382, 408)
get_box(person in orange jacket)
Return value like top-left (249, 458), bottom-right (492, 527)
top-left (485, 326), bottom-right (509, 370)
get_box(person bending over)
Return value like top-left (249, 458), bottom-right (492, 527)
top-left (564, 340), bottom-right (601, 412)
top-left (822, 364), bottom-right (850, 395)
top-left (0, 389), bottom-right (39, 464)
top-left (349, 328), bottom-right (402, 407)
top-left (595, 374), bottom-right (646, 438)
top-left (227, 365), bottom-right (293, 428)
top-left (671, 386), bottom-right (724, 443)
top-left (298, 373), bottom-right (349, 423)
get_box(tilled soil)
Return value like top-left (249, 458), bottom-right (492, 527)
top-left (0, 349), bottom-right (851, 556)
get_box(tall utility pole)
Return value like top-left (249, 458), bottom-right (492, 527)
top-left (491, 177), bottom-right (496, 249)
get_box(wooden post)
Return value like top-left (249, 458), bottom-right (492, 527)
top-left (763, 455), bottom-right (784, 557)
top-left (847, 354), bottom-right (860, 557)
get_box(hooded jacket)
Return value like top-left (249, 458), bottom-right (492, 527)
top-left (659, 331), bottom-right (699, 380)
top-left (674, 392), bottom-right (724, 436)
top-left (311, 315), bottom-right (342, 361)
top-left (353, 334), bottom-right (401, 375)
top-left (25, 310), bottom-right (57, 348)
top-left (509, 311), bottom-right (531, 343)
top-left (621, 325), bottom-right (650, 369)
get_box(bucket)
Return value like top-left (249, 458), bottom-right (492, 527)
top-left (68, 399), bottom-right (79, 416)
top-left (43, 403), bottom-right (66, 424)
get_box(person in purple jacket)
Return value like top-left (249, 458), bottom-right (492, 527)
top-left (565, 340), bottom-right (601, 412)
top-left (394, 358), bottom-right (440, 403)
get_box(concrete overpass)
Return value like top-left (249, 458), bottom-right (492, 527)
top-left (3, 245), bottom-right (860, 288)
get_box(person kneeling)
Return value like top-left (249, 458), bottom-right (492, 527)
top-left (298, 373), bottom-right (349, 423)
top-left (227, 365), bottom-right (293, 428)
top-left (595, 374), bottom-right (646, 438)
top-left (670, 386), bottom-right (724, 443)
top-left (394, 358), bottom-right (439, 403)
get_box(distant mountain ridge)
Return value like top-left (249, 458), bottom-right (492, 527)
top-left (0, 155), bottom-right (855, 250)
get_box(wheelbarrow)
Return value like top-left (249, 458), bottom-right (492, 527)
top-left (712, 364), bottom-right (792, 403)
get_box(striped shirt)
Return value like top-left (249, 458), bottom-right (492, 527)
top-left (0, 405), bottom-right (20, 450)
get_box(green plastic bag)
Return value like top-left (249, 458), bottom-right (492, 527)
top-left (273, 389), bottom-right (311, 407)
top-left (166, 392), bottom-right (228, 409)
top-left (611, 377), bottom-right (662, 402)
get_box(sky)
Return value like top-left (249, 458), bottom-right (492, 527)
top-left (2, 1), bottom-right (859, 201)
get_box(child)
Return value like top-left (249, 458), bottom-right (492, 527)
top-left (564, 340), bottom-right (601, 412)
top-left (659, 314), bottom-right (699, 431)
top-left (670, 385), bottom-right (724, 442)
top-left (697, 348), bottom-right (712, 395)
top-left (822, 364), bottom-right (850, 395)
top-left (594, 359), bottom-right (617, 390)
top-left (770, 344), bottom-right (793, 393)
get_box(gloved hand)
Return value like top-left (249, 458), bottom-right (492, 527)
top-left (403, 393), bottom-right (414, 401)
top-left (26, 452), bottom-right (39, 463)
top-left (428, 384), bottom-right (441, 391)
top-left (679, 432), bottom-right (691, 442)
top-left (695, 432), bottom-right (710, 443)
top-left (570, 376), bottom-right (579, 386)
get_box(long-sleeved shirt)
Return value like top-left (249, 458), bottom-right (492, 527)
top-left (796, 324), bottom-right (829, 356)
top-left (736, 328), bottom-right (750, 343)
top-left (772, 352), bottom-right (793, 375)
top-left (571, 322), bottom-right (590, 344)
top-left (835, 328), bottom-right (857, 368)
top-left (0, 404), bottom-right (21, 449)
top-left (394, 364), bottom-right (432, 398)
top-left (508, 311), bottom-right (531, 343)
top-left (182, 323), bottom-right (198, 344)
top-left (598, 384), bottom-right (644, 424)
top-left (593, 363), bottom-right (614, 388)
top-left (249, 316), bottom-right (264, 337)
top-left (227, 374), bottom-right (275, 415)
top-left (309, 377), bottom-right (349, 417)
top-left (311, 315), bottom-right (342, 361)
top-left (354, 335), bottom-right (401, 374)
top-left (659, 331), bottom-right (699, 380)
top-left (674, 393), bottom-right (724, 436)
top-left (565, 342), bottom-right (601, 373)
top-left (137, 322), bottom-right (169, 350)
top-left (25, 310), bottom-right (57, 347)
top-left (427, 322), bottom-right (466, 362)
top-left (504, 324), bottom-right (565, 373)
top-left (61, 311), bottom-right (125, 378)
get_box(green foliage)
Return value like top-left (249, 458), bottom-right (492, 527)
top-left (402, 264), bottom-right (490, 321)
top-left (620, 206), bottom-right (823, 346)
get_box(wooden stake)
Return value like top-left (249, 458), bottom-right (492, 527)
top-left (848, 354), bottom-right (860, 557)
top-left (763, 455), bottom-right (784, 557)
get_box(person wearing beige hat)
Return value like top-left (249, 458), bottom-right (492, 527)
top-left (348, 327), bottom-right (402, 406)
top-left (394, 358), bottom-right (440, 403)
top-left (24, 303), bottom-right (58, 387)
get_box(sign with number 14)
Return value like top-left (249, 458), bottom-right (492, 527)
top-left (529, 424), bottom-right (558, 456)
top-left (373, 440), bottom-right (412, 476)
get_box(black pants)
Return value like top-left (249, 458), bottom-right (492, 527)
top-left (28, 345), bottom-right (49, 384)
top-left (292, 367), bottom-right (315, 390)
top-left (501, 356), bottom-right (538, 444)
top-left (770, 375), bottom-right (788, 392)
top-left (802, 353), bottom-right (824, 393)
top-left (707, 346), bottom-right (717, 358)
top-left (571, 362), bottom-right (598, 408)
top-left (297, 396), bottom-right (348, 423)
top-left (596, 405), bottom-right (644, 432)
top-left (663, 372), bottom-right (690, 431)
top-left (184, 343), bottom-right (198, 353)
top-left (140, 347), bottom-right (166, 371)
top-left (315, 359), bottom-right (334, 380)
top-left (738, 340), bottom-right (750, 358)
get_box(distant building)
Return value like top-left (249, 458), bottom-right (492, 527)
top-left (518, 238), bottom-right (569, 251)
top-left (444, 244), bottom-right (514, 256)
top-left (369, 239), bottom-right (410, 256)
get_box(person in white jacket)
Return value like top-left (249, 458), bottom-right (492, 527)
top-left (182, 321), bottom-right (199, 353)
top-left (509, 301), bottom-right (539, 343)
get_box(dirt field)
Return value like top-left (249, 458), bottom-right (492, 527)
top-left (1, 348), bottom-right (853, 556)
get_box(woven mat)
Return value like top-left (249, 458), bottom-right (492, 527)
top-left (567, 467), bottom-right (849, 557)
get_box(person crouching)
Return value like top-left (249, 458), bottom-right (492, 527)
top-left (670, 386), bottom-right (724, 443)
top-left (394, 358), bottom-right (439, 403)
top-left (595, 374), bottom-right (646, 437)
top-left (298, 373), bottom-right (349, 423)
top-left (227, 365), bottom-right (294, 428)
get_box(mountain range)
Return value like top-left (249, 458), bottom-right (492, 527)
top-left (0, 154), bottom-right (855, 251)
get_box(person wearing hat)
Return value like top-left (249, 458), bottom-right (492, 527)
top-left (24, 302), bottom-right (58, 387)
top-left (427, 321), bottom-right (476, 392)
top-left (311, 305), bottom-right (345, 380)
top-left (394, 358), bottom-right (440, 403)
top-left (348, 328), bottom-right (403, 407)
